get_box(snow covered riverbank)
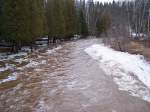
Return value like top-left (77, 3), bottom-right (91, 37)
top-left (85, 44), bottom-right (150, 102)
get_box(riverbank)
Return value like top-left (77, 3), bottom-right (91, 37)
top-left (102, 37), bottom-right (150, 61)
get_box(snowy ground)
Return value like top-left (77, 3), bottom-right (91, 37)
top-left (85, 44), bottom-right (150, 102)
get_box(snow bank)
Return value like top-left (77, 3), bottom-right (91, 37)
top-left (85, 44), bottom-right (150, 102)
top-left (85, 44), bottom-right (150, 87)
top-left (0, 72), bottom-right (18, 84)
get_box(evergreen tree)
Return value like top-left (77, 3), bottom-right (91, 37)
top-left (28, 0), bottom-right (46, 44)
top-left (78, 9), bottom-right (88, 37)
top-left (96, 15), bottom-right (111, 36)
top-left (1, 0), bottom-right (46, 51)
top-left (77, 0), bottom-right (88, 37)
top-left (46, 0), bottom-right (78, 41)
top-left (2, 0), bottom-right (31, 51)
top-left (0, 0), bottom-right (3, 40)
top-left (64, 0), bottom-right (77, 38)
top-left (46, 0), bottom-right (66, 42)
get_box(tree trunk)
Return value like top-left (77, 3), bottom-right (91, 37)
top-left (17, 41), bottom-right (22, 51)
top-left (53, 37), bottom-right (56, 43)
top-left (30, 42), bottom-right (33, 52)
top-left (48, 35), bottom-right (50, 45)
top-left (11, 42), bottom-right (18, 53)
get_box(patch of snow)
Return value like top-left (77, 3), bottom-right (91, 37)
top-left (72, 35), bottom-right (81, 40)
top-left (0, 64), bottom-right (15, 72)
top-left (14, 58), bottom-right (29, 64)
top-left (0, 65), bottom-right (9, 72)
top-left (85, 44), bottom-right (150, 102)
top-left (25, 60), bottom-right (46, 68)
top-left (46, 46), bottom-right (62, 54)
top-left (131, 32), bottom-right (147, 38)
top-left (8, 52), bottom-right (27, 59)
top-left (21, 47), bottom-right (31, 52)
top-left (17, 46), bottom-right (63, 70)
top-left (25, 61), bottom-right (40, 68)
top-left (17, 61), bottom-right (35, 70)
top-left (0, 52), bottom-right (27, 60)
top-left (0, 53), bottom-right (9, 60)
top-left (0, 72), bottom-right (18, 84)
top-left (0, 67), bottom-right (7, 72)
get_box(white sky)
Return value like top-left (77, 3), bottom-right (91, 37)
top-left (87, 0), bottom-right (132, 3)
top-left (95, 0), bottom-right (119, 3)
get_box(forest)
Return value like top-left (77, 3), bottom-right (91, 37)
top-left (0, 0), bottom-right (150, 52)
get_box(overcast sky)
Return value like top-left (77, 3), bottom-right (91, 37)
top-left (94, 0), bottom-right (120, 3)
top-left (86, 0), bottom-right (132, 3)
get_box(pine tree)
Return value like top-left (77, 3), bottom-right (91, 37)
top-left (64, 0), bottom-right (77, 38)
top-left (96, 15), bottom-right (111, 37)
top-left (46, 0), bottom-right (66, 42)
top-left (46, 0), bottom-right (78, 41)
top-left (1, 0), bottom-right (46, 52)
top-left (78, 4), bottom-right (88, 37)
top-left (0, 0), bottom-right (3, 40)
top-left (2, 0), bottom-right (31, 51)
top-left (28, 0), bottom-right (46, 44)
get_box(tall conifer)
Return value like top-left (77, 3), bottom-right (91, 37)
top-left (1, 0), bottom-right (46, 51)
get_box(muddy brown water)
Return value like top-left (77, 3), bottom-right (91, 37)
top-left (0, 39), bottom-right (150, 112)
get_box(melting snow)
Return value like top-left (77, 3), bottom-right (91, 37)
top-left (85, 44), bottom-right (150, 102)
top-left (46, 46), bottom-right (62, 54)
top-left (0, 72), bottom-right (18, 84)
top-left (0, 64), bottom-right (15, 72)
top-left (18, 60), bottom-right (47, 69)
top-left (8, 52), bottom-right (27, 60)
top-left (0, 66), bottom-right (9, 72)
top-left (0, 52), bottom-right (27, 60)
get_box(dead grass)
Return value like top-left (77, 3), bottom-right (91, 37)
top-left (0, 47), bottom-right (11, 53)
top-left (103, 38), bottom-right (150, 59)
top-left (0, 80), bottom-right (19, 90)
top-left (9, 60), bottom-right (27, 67)
top-left (0, 70), bottom-right (12, 80)
top-left (0, 61), bottom-right (5, 67)
top-left (128, 42), bottom-right (144, 54)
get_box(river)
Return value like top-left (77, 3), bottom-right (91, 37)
top-left (0, 38), bottom-right (150, 112)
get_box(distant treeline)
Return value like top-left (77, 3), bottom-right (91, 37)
top-left (0, 0), bottom-right (89, 52)
top-left (0, 0), bottom-right (149, 52)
